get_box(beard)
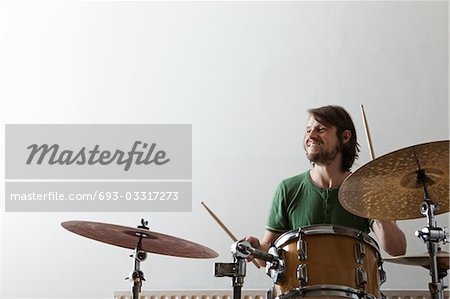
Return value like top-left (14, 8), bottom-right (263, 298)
top-left (306, 143), bottom-right (342, 166)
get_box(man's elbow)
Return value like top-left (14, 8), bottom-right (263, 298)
top-left (384, 238), bottom-right (407, 256)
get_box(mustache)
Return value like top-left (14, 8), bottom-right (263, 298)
top-left (305, 137), bottom-right (323, 144)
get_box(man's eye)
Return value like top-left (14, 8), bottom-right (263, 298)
top-left (318, 127), bottom-right (326, 132)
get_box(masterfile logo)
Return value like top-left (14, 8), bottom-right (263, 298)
top-left (5, 124), bottom-right (192, 212)
top-left (26, 141), bottom-right (170, 171)
top-left (6, 124), bottom-right (191, 179)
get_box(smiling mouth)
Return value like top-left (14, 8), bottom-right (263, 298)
top-left (307, 141), bottom-right (323, 148)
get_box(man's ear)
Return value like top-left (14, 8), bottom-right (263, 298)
top-left (342, 130), bottom-right (351, 144)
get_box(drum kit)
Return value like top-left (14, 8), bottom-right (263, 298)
top-left (214, 140), bottom-right (449, 299)
top-left (62, 140), bottom-right (449, 299)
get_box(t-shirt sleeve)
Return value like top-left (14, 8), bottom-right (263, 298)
top-left (368, 219), bottom-right (375, 232)
top-left (265, 181), bottom-right (289, 233)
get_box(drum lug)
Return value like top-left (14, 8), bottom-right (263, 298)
top-left (297, 239), bottom-right (307, 260)
top-left (355, 242), bottom-right (366, 264)
top-left (355, 267), bottom-right (367, 289)
top-left (266, 246), bottom-right (285, 284)
top-left (296, 263), bottom-right (308, 285)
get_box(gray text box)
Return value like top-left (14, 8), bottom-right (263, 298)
top-left (5, 182), bottom-right (192, 212)
top-left (5, 124), bottom-right (192, 180)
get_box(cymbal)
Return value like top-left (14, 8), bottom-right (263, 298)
top-left (383, 251), bottom-right (450, 270)
top-left (61, 220), bottom-right (219, 259)
top-left (339, 140), bottom-right (449, 220)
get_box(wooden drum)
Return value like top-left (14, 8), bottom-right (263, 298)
top-left (266, 225), bottom-right (385, 299)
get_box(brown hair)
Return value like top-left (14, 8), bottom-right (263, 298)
top-left (307, 105), bottom-right (360, 171)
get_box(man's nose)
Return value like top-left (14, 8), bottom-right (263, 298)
top-left (307, 128), bottom-right (318, 138)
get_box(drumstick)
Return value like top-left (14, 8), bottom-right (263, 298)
top-left (360, 107), bottom-right (400, 225)
top-left (360, 105), bottom-right (376, 160)
top-left (201, 201), bottom-right (261, 269)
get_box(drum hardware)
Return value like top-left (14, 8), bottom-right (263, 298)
top-left (276, 288), bottom-right (303, 299)
top-left (268, 246), bottom-right (286, 284)
top-left (296, 264), bottom-right (308, 285)
top-left (214, 257), bottom-right (247, 299)
top-left (414, 196), bottom-right (448, 299)
top-left (355, 242), bottom-right (366, 264)
top-left (125, 219), bottom-right (149, 299)
top-left (275, 285), bottom-right (374, 299)
top-left (413, 147), bottom-right (448, 299)
top-left (356, 267), bottom-right (368, 289)
top-left (215, 240), bottom-right (284, 299)
top-left (415, 200), bottom-right (448, 299)
top-left (126, 248), bottom-right (147, 298)
top-left (232, 240), bottom-right (284, 267)
top-left (297, 239), bottom-right (307, 260)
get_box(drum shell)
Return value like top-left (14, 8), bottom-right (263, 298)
top-left (272, 225), bottom-right (383, 299)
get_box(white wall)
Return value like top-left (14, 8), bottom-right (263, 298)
top-left (0, 1), bottom-right (448, 298)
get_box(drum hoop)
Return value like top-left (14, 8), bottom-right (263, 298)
top-left (298, 285), bottom-right (377, 299)
top-left (274, 225), bottom-right (380, 251)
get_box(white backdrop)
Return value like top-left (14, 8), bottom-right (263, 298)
top-left (0, 1), bottom-right (449, 298)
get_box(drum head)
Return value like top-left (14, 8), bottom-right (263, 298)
top-left (274, 225), bottom-right (379, 251)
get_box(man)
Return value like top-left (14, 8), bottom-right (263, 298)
top-left (246, 105), bottom-right (406, 266)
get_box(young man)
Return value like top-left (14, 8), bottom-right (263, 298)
top-left (246, 105), bottom-right (406, 266)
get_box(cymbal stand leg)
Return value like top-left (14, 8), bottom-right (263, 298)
top-left (415, 200), bottom-right (448, 299)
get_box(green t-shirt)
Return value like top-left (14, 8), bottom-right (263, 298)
top-left (266, 171), bottom-right (371, 234)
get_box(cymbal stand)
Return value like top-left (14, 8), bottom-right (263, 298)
top-left (414, 170), bottom-right (448, 299)
top-left (126, 219), bottom-right (150, 299)
top-left (214, 246), bottom-right (247, 299)
top-left (214, 241), bottom-right (284, 299)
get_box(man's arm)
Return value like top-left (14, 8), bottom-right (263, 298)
top-left (245, 230), bottom-right (282, 267)
top-left (372, 219), bottom-right (407, 256)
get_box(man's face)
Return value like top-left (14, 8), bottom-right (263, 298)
top-left (304, 116), bottom-right (342, 165)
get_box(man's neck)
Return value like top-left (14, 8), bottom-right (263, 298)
top-left (309, 162), bottom-right (350, 189)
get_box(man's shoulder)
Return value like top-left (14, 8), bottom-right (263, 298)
top-left (280, 171), bottom-right (310, 188)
